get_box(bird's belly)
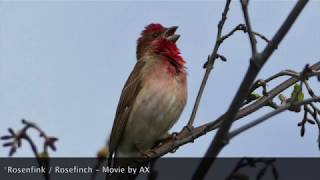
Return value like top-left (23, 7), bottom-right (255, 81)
top-left (118, 78), bottom-right (185, 157)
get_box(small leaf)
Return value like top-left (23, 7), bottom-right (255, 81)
top-left (219, 55), bottom-right (227, 62)
top-left (49, 137), bottom-right (58, 142)
top-left (21, 119), bottom-right (27, 124)
top-left (307, 119), bottom-right (316, 125)
top-left (298, 91), bottom-right (304, 102)
top-left (251, 92), bottom-right (261, 99)
top-left (17, 139), bottom-right (22, 147)
top-left (203, 59), bottom-right (209, 69)
top-left (0, 135), bottom-right (12, 140)
top-left (9, 147), bottom-right (16, 156)
top-left (291, 84), bottom-right (304, 103)
top-left (278, 94), bottom-right (287, 103)
top-left (8, 128), bottom-right (15, 136)
top-left (297, 122), bottom-right (303, 126)
top-left (46, 137), bottom-right (58, 151)
top-left (247, 92), bottom-right (262, 102)
top-left (47, 143), bottom-right (57, 151)
top-left (300, 126), bottom-right (305, 137)
top-left (3, 142), bottom-right (14, 147)
top-left (267, 101), bottom-right (278, 109)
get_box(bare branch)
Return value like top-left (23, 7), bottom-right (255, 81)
top-left (241, 0), bottom-right (258, 55)
top-left (229, 96), bottom-right (320, 139)
top-left (253, 31), bottom-right (270, 43)
top-left (187, 0), bottom-right (269, 129)
top-left (220, 24), bottom-right (246, 42)
top-left (136, 62), bottom-right (320, 159)
top-left (1, 119), bottom-right (58, 180)
top-left (219, 23), bottom-right (269, 44)
top-left (192, 1), bottom-right (309, 179)
top-left (186, 0), bottom-right (231, 128)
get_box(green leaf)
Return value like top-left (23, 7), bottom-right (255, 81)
top-left (251, 92), bottom-right (261, 99)
top-left (267, 101), bottom-right (278, 109)
top-left (278, 94), bottom-right (287, 103)
top-left (246, 92), bottom-right (261, 102)
top-left (291, 84), bottom-right (304, 103)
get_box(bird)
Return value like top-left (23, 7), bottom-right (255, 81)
top-left (108, 23), bottom-right (187, 160)
top-left (136, 23), bottom-right (178, 60)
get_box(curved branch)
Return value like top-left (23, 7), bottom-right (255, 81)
top-left (192, 1), bottom-right (309, 179)
top-left (229, 96), bottom-right (320, 138)
top-left (142, 61), bottom-right (320, 159)
top-left (186, 0), bottom-right (232, 128)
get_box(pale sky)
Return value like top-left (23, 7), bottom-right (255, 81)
top-left (1, 0), bottom-right (320, 157)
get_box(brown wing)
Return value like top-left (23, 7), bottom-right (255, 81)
top-left (108, 60), bottom-right (146, 158)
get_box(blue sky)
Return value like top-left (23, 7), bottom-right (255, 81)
top-left (1, 0), bottom-right (320, 157)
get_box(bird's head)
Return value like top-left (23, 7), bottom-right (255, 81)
top-left (150, 37), bottom-right (185, 73)
top-left (137, 23), bottom-right (180, 59)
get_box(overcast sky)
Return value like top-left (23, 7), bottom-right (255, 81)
top-left (1, 0), bottom-right (320, 157)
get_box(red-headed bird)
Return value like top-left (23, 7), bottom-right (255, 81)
top-left (108, 23), bottom-right (187, 159)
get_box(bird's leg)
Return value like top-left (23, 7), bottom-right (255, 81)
top-left (134, 131), bottom-right (180, 158)
top-left (155, 132), bottom-right (180, 154)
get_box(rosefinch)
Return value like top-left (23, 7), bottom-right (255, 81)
top-left (108, 23), bottom-right (187, 160)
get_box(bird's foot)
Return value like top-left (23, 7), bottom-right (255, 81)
top-left (156, 132), bottom-right (179, 146)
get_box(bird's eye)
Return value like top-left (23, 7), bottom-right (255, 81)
top-left (152, 32), bottom-right (160, 38)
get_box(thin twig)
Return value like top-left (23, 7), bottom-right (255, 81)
top-left (1, 119), bottom-right (58, 180)
top-left (141, 62), bottom-right (320, 159)
top-left (303, 80), bottom-right (316, 97)
top-left (106, 61), bottom-right (319, 180)
top-left (220, 24), bottom-right (246, 42)
top-left (192, 1), bottom-right (309, 179)
top-left (250, 70), bottom-right (300, 93)
top-left (187, 0), bottom-right (270, 129)
top-left (186, 0), bottom-right (232, 128)
top-left (116, 62), bottom-right (319, 160)
top-left (220, 23), bottom-right (269, 44)
top-left (241, 0), bottom-right (257, 55)
top-left (253, 31), bottom-right (270, 43)
top-left (229, 96), bottom-right (320, 138)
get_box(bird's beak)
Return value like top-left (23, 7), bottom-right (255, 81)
top-left (164, 26), bottom-right (180, 43)
top-left (165, 26), bottom-right (178, 36)
top-left (167, 34), bottom-right (180, 43)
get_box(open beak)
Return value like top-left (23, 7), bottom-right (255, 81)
top-left (164, 26), bottom-right (180, 43)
